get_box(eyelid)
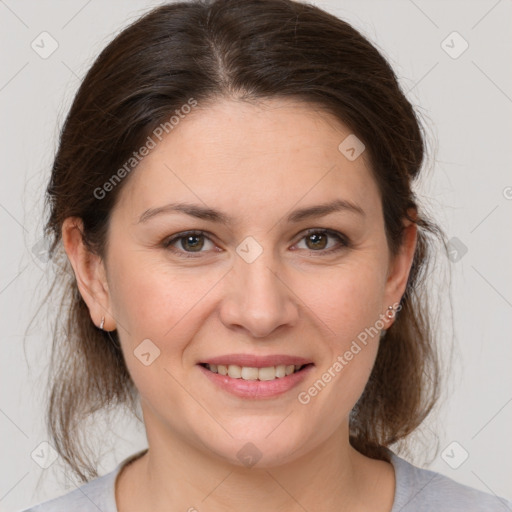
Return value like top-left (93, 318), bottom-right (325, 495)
top-left (295, 228), bottom-right (349, 245)
top-left (163, 230), bottom-right (217, 255)
top-left (163, 228), bottom-right (350, 258)
top-left (292, 228), bottom-right (350, 254)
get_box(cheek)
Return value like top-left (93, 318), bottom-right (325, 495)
top-left (296, 274), bottom-right (383, 435)
top-left (107, 251), bottom-right (227, 370)
top-left (291, 258), bottom-right (385, 409)
top-left (105, 256), bottom-right (203, 407)
top-left (109, 251), bottom-right (201, 331)
top-left (295, 258), bottom-right (386, 346)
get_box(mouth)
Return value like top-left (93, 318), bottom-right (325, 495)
top-left (197, 359), bottom-right (315, 399)
top-left (199, 362), bottom-right (313, 381)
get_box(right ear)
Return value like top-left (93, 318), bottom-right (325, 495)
top-left (61, 217), bottom-right (116, 331)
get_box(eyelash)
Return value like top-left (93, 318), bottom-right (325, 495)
top-left (162, 229), bottom-right (350, 259)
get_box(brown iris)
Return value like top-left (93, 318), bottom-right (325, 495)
top-left (181, 234), bottom-right (205, 252)
top-left (305, 232), bottom-right (328, 250)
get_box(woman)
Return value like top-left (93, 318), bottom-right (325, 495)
top-left (20, 0), bottom-right (511, 510)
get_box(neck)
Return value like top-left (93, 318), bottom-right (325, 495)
top-left (121, 413), bottom-right (395, 512)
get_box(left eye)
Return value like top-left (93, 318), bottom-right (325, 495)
top-left (293, 229), bottom-right (348, 253)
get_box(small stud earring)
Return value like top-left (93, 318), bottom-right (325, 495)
top-left (99, 317), bottom-right (105, 330)
top-left (385, 305), bottom-right (394, 319)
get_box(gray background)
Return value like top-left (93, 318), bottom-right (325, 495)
top-left (1, 0), bottom-right (511, 510)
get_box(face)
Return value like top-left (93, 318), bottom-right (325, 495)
top-left (66, 98), bottom-right (416, 468)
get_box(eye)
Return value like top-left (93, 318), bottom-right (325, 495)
top-left (163, 230), bottom-right (217, 258)
top-left (293, 229), bottom-right (349, 254)
top-left (163, 228), bottom-right (350, 259)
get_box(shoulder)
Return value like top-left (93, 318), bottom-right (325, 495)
top-left (17, 449), bottom-right (149, 512)
top-left (18, 466), bottom-right (119, 512)
top-left (389, 451), bottom-right (512, 512)
top-left (18, 469), bottom-right (118, 512)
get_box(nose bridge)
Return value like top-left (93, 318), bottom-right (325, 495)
top-left (219, 238), bottom-right (298, 337)
top-left (240, 250), bottom-right (281, 301)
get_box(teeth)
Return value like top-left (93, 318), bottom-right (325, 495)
top-left (227, 365), bottom-right (242, 378)
top-left (241, 367), bottom-right (259, 380)
top-left (285, 364), bottom-right (295, 376)
top-left (275, 365), bottom-right (286, 378)
top-left (258, 366), bottom-right (277, 381)
top-left (205, 363), bottom-right (305, 380)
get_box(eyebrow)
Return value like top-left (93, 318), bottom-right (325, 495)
top-left (136, 198), bottom-right (365, 225)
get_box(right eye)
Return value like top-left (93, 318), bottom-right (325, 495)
top-left (163, 230), bottom-right (218, 258)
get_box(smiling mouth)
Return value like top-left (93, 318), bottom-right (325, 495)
top-left (199, 363), bottom-right (313, 381)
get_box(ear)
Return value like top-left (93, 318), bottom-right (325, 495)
top-left (382, 214), bottom-right (418, 328)
top-left (61, 217), bottom-right (115, 331)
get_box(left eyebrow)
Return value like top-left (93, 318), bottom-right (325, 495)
top-left (136, 198), bottom-right (365, 225)
top-left (286, 199), bottom-right (365, 222)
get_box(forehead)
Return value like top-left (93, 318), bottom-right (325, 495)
top-left (115, 98), bottom-right (381, 223)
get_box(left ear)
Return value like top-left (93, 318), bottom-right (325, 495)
top-left (383, 215), bottom-right (418, 327)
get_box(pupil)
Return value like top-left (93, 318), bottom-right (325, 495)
top-left (307, 233), bottom-right (327, 250)
top-left (183, 235), bottom-right (204, 251)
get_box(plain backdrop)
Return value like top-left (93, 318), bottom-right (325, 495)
top-left (1, 1), bottom-right (511, 510)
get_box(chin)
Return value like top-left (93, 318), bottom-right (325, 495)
top-left (199, 420), bottom-right (310, 469)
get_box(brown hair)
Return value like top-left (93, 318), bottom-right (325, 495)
top-left (38, 0), bottom-right (448, 482)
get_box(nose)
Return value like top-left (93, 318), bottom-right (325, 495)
top-left (219, 250), bottom-right (300, 338)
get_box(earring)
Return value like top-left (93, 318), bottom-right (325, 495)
top-left (99, 316), bottom-right (105, 330)
top-left (381, 305), bottom-right (397, 339)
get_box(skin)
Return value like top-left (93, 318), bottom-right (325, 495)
top-left (62, 97), bottom-right (417, 512)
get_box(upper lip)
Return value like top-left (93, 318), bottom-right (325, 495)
top-left (199, 354), bottom-right (313, 368)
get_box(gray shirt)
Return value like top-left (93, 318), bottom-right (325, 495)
top-left (20, 449), bottom-right (512, 511)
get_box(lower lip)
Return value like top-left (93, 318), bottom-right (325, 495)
top-left (197, 364), bottom-right (314, 399)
